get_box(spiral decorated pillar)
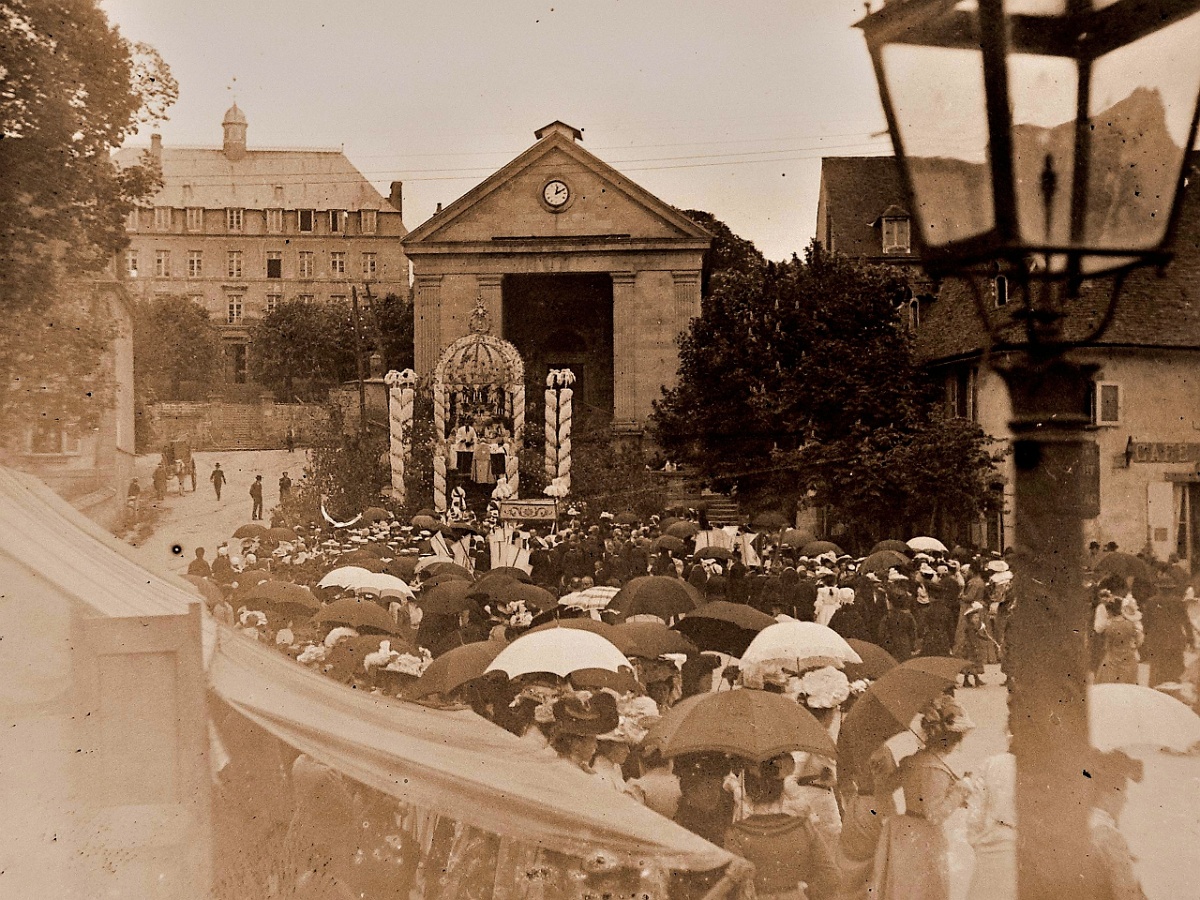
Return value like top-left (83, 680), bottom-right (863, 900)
top-left (384, 368), bottom-right (418, 503)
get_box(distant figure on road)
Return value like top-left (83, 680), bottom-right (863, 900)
top-left (210, 463), bottom-right (226, 500)
top-left (279, 471), bottom-right (292, 501)
top-left (126, 478), bottom-right (141, 519)
top-left (286, 426), bottom-right (295, 453)
top-left (187, 458), bottom-right (197, 492)
top-left (250, 475), bottom-right (264, 520)
top-left (152, 463), bottom-right (167, 500)
top-left (187, 547), bottom-right (212, 577)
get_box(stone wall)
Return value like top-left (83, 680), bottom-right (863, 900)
top-left (142, 400), bottom-right (329, 451)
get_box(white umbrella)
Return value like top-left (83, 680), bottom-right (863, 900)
top-left (559, 585), bottom-right (620, 611)
top-left (318, 566), bottom-right (377, 590)
top-left (354, 572), bottom-right (415, 598)
top-left (906, 536), bottom-right (948, 553)
top-left (741, 621), bottom-right (862, 670)
top-left (414, 555), bottom-right (457, 574)
top-left (486, 629), bottom-right (632, 679)
top-left (1089, 683), bottom-right (1200, 752)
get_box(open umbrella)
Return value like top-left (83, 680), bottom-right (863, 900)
top-left (673, 601), bottom-right (776, 657)
top-left (233, 523), bottom-right (268, 538)
top-left (741, 621), bottom-right (863, 671)
top-left (645, 689), bottom-right (837, 762)
top-left (418, 580), bottom-right (481, 616)
top-left (1095, 552), bottom-right (1153, 583)
top-left (749, 510), bottom-right (790, 531)
top-left (779, 529), bottom-right (810, 548)
top-left (843, 639), bottom-right (899, 681)
top-left (613, 511), bottom-right (641, 526)
top-left (860, 550), bottom-right (912, 575)
top-left (696, 546), bottom-right (734, 562)
top-left (558, 584), bottom-right (621, 612)
top-left (312, 598), bottom-right (400, 635)
top-left (486, 566), bottom-right (533, 583)
top-left (324, 634), bottom-right (418, 681)
top-left (1089, 683), bottom-right (1200, 751)
top-left (666, 521), bottom-right (700, 539)
top-left (650, 535), bottom-right (686, 554)
top-left (838, 656), bottom-right (968, 770)
top-left (262, 526), bottom-right (298, 542)
top-left (906, 536), bottom-right (948, 553)
top-left (528, 617), bottom-right (623, 646)
top-left (318, 566), bottom-right (378, 590)
top-left (353, 573), bottom-right (415, 599)
top-left (411, 514), bottom-right (441, 531)
top-left (420, 571), bottom-right (474, 589)
top-left (473, 578), bottom-right (556, 613)
top-left (386, 555), bottom-right (419, 581)
top-left (801, 540), bottom-right (844, 557)
top-left (240, 580), bottom-right (320, 614)
top-left (470, 572), bottom-right (520, 598)
top-left (362, 507), bottom-right (391, 523)
top-left (608, 576), bottom-right (703, 622)
top-left (411, 640), bottom-right (505, 698)
top-left (486, 628), bottom-right (632, 679)
top-left (871, 540), bottom-right (912, 555)
top-left (416, 558), bottom-right (471, 579)
top-left (610, 621), bottom-right (698, 658)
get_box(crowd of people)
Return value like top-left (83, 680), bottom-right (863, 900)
top-left (188, 502), bottom-right (1184, 900)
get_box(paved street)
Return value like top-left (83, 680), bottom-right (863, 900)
top-left (128, 448), bottom-right (305, 579)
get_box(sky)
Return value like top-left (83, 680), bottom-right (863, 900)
top-left (99, 0), bottom-right (894, 261)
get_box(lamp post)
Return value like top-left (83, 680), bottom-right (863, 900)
top-left (856, 1), bottom-right (1200, 897)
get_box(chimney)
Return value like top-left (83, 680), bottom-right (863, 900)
top-left (435, 202), bottom-right (443, 214)
top-left (388, 181), bottom-right (403, 218)
top-left (150, 133), bottom-right (162, 166)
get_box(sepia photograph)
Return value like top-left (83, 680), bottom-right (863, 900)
top-left (4, 0), bottom-right (1200, 897)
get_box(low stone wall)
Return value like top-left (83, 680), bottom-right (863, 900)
top-left (143, 401), bottom-right (330, 451)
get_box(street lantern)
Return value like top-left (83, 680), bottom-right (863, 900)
top-left (856, 3), bottom-right (1200, 900)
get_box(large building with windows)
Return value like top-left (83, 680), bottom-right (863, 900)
top-left (114, 104), bottom-right (408, 391)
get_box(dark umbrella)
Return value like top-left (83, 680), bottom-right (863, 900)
top-left (312, 598), bottom-right (400, 635)
top-left (779, 528), bottom-right (810, 548)
top-left (696, 546), bottom-right (734, 561)
top-left (838, 656), bottom-right (969, 772)
top-left (420, 571), bottom-right (474, 590)
top-left (645, 689), bottom-right (837, 762)
top-left (673, 600), bottom-right (776, 657)
top-left (230, 572), bottom-right (276, 602)
top-left (324, 633), bottom-right (417, 682)
top-left (650, 534), bottom-right (686, 554)
top-left (387, 555), bottom-right (419, 581)
top-left (659, 517), bottom-right (685, 531)
top-left (749, 511), bottom-right (790, 530)
top-left (418, 580), bottom-right (483, 616)
top-left (527, 618), bottom-right (626, 650)
top-left (411, 514), bottom-right (441, 531)
top-left (362, 507), bottom-right (391, 523)
top-left (608, 576), bottom-right (703, 622)
top-left (263, 526), bottom-right (298, 542)
top-left (666, 521), bottom-right (701, 539)
top-left (421, 561), bottom-right (473, 580)
top-left (485, 566), bottom-right (533, 583)
top-left (870, 540), bottom-right (912, 555)
top-left (860, 550), bottom-right (912, 575)
top-left (182, 575), bottom-right (225, 607)
top-left (411, 639), bottom-right (505, 698)
top-left (801, 540), bottom-right (844, 557)
top-left (610, 621), bottom-right (698, 658)
top-left (614, 511), bottom-right (641, 526)
top-left (472, 577), bottom-right (556, 613)
top-left (843, 639), bottom-right (899, 681)
top-left (1095, 552), bottom-right (1153, 583)
top-left (240, 580), bottom-right (320, 615)
top-left (233, 523), bottom-right (268, 538)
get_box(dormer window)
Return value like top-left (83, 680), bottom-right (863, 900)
top-left (882, 215), bottom-right (911, 254)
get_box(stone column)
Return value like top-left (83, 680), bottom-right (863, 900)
top-left (414, 274), bottom-right (443, 374)
top-left (671, 270), bottom-right (702, 347)
top-left (477, 273), bottom-right (503, 333)
top-left (611, 271), bottom-right (639, 431)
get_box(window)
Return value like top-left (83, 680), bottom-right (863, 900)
top-left (361, 252), bottom-right (377, 277)
top-left (947, 368), bottom-right (977, 421)
top-left (188, 250), bottom-right (203, 277)
top-left (227, 296), bottom-right (244, 324)
top-left (994, 275), bottom-right (1009, 308)
top-left (226, 207), bottom-right (244, 232)
top-left (266, 208), bottom-right (283, 234)
top-left (330, 251), bottom-right (346, 275)
top-left (360, 209), bottom-right (377, 234)
top-left (298, 251), bottom-right (314, 278)
top-left (227, 250), bottom-right (243, 279)
top-left (155, 249), bottom-right (171, 277)
top-left (882, 216), bottom-right (911, 254)
top-left (125, 250), bottom-right (139, 278)
top-left (186, 207), bottom-right (204, 232)
top-left (329, 294), bottom-right (347, 304)
top-left (329, 210), bottom-right (346, 233)
top-left (125, 209), bottom-right (140, 231)
top-left (154, 206), bottom-right (172, 232)
top-left (29, 423), bottom-right (81, 455)
top-left (1093, 382), bottom-right (1121, 425)
top-left (907, 297), bottom-right (920, 331)
top-left (266, 251), bottom-right (282, 279)
top-left (296, 294), bottom-right (315, 304)
top-left (265, 294), bottom-right (282, 314)
top-left (298, 209), bottom-right (315, 233)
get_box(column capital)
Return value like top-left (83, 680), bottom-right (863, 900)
top-left (670, 270), bottom-right (701, 285)
top-left (414, 273), bottom-right (444, 286)
top-left (476, 273), bottom-right (504, 288)
top-left (611, 271), bottom-right (637, 286)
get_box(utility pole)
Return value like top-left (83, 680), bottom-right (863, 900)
top-left (351, 284), bottom-right (367, 436)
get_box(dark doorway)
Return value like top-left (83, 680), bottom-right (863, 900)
top-left (502, 274), bottom-right (614, 418)
top-left (225, 343), bottom-right (248, 384)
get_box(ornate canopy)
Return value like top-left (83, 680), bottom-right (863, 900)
top-left (433, 303), bottom-right (524, 387)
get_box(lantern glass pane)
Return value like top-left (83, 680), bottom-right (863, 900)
top-left (881, 43), bottom-right (994, 247)
top-left (1083, 10), bottom-right (1200, 263)
top-left (1008, 53), bottom-right (1079, 249)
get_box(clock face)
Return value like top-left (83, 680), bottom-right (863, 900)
top-left (543, 180), bottom-right (570, 208)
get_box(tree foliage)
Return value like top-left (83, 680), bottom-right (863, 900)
top-left (250, 300), bottom-right (358, 400)
top-left (132, 295), bottom-right (222, 401)
top-left (0, 0), bottom-right (176, 437)
top-left (369, 290), bottom-right (415, 373)
top-left (653, 239), bottom-right (1001, 548)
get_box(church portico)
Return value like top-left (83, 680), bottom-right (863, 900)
top-left (403, 122), bottom-right (709, 431)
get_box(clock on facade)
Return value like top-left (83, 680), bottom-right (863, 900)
top-left (542, 179), bottom-right (570, 208)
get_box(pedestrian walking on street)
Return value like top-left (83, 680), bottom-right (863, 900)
top-left (211, 463), bottom-right (226, 500)
top-left (279, 471), bottom-right (292, 502)
top-left (250, 474), bottom-right (264, 520)
top-left (187, 457), bottom-right (197, 492)
top-left (152, 463), bottom-right (167, 501)
top-left (1141, 576), bottom-right (1195, 686)
top-left (286, 425), bottom-right (295, 453)
top-left (1095, 593), bottom-right (1143, 685)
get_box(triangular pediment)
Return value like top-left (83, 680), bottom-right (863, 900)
top-left (404, 131), bottom-right (711, 247)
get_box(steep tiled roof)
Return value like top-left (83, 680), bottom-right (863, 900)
top-left (816, 156), bottom-right (918, 263)
top-left (916, 152), bottom-right (1200, 363)
top-left (114, 146), bottom-right (394, 212)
